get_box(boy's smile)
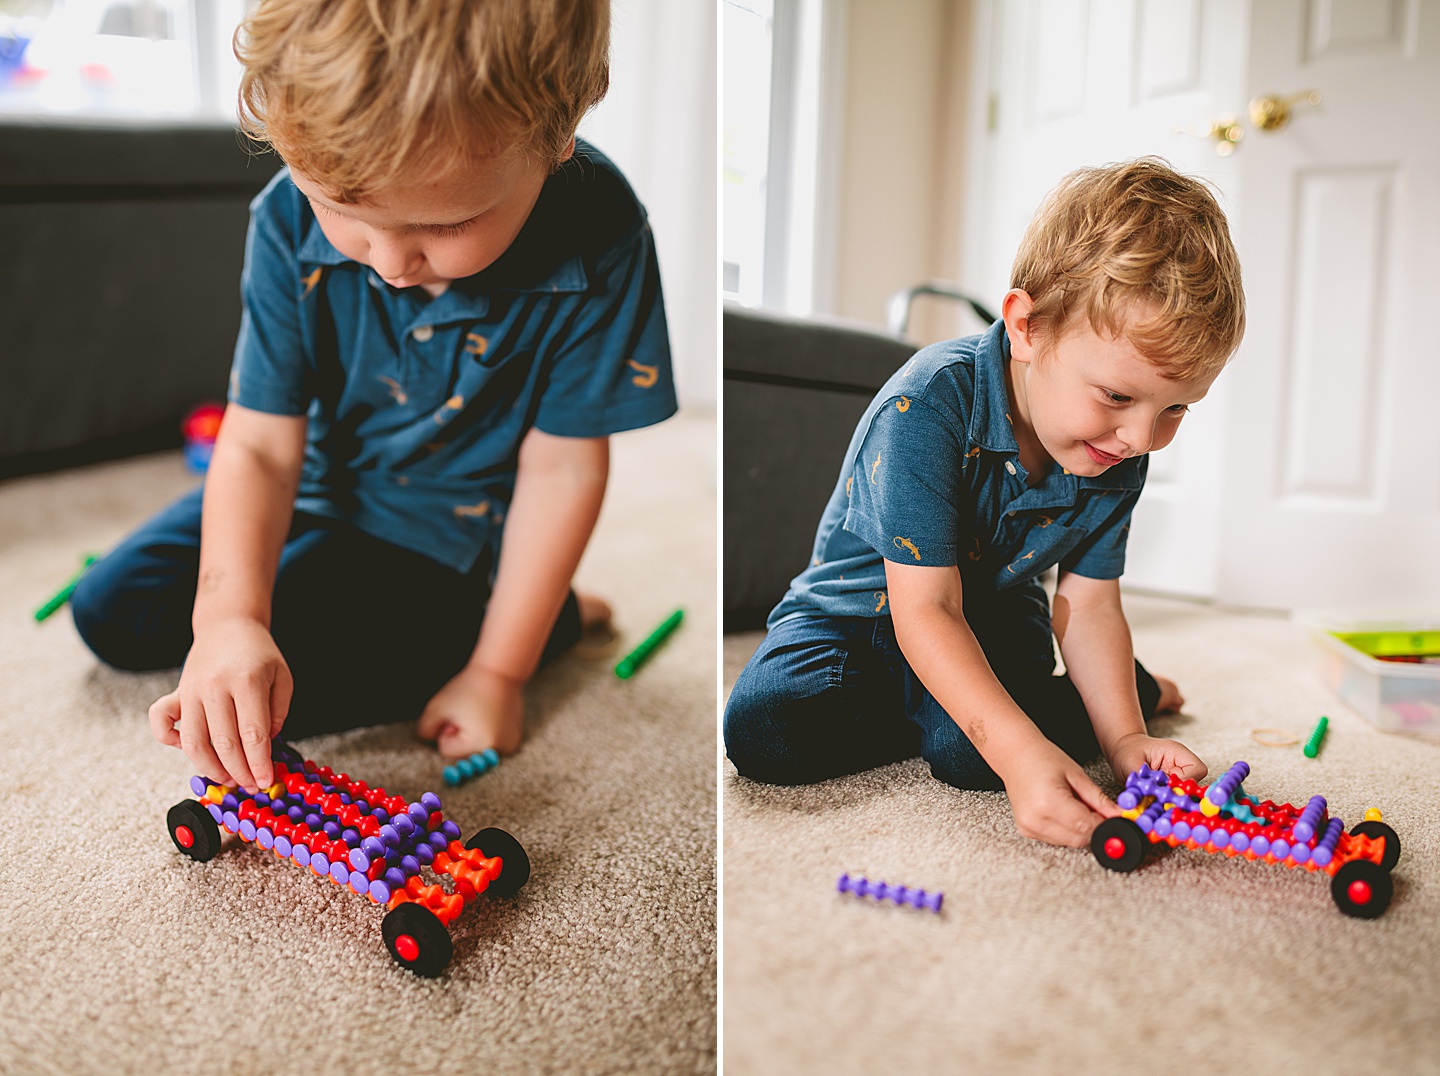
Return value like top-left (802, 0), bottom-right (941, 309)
top-left (1001, 289), bottom-right (1218, 480)
top-left (290, 142), bottom-right (571, 297)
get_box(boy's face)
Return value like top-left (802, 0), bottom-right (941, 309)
top-left (289, 140), bottom-right (571, 295)
top-left (1002, 290), bottom-right (1218, 477)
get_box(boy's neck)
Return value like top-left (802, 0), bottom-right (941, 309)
top-left (1004, 352), bottom-right (1051, 486)
top-left (420, 281), bottom-right (450, 299)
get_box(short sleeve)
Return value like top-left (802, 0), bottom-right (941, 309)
top-left (844, 395), bottom-right (968, 567)
top-left (228, 173), bottom-right (314, 417)
top-left (1059, 457), bottom-right (1148, 579)
top-left (532, 223), bottom-right (678, 437)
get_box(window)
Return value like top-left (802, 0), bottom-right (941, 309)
top-left (0, 0), bottom-right (253, 121)
top-left (721, 0), bottom-right (773, 307)
top-left (722, 0), bottom-right (837, 316)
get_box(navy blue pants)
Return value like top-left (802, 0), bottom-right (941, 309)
top-left (70, 487), bottom-right (581, 739)
top-left (723, 582), bottom-right (1161, 790)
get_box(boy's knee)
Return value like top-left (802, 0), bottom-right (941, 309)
top-left (723, 689), bottom-right (828, 786)
top-left (723, 694), bottom-right (791, 784)
top-left (69, 560), bottom-right (185, 672)
top-left (70, 564), bottom-right (125, 665)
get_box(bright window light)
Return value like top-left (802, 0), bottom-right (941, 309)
top-left (722, 0), bottom-right (773, 307)
top-left (0, 0), bottom-right (253, 121)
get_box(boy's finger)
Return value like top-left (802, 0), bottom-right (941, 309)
top-left (205, 694), bottom-right (258, 793)
top-left (269, 664), bottom-right (294, 738)
top-left (233, 682), bottom-right (275, 791)
top-left (148, 693), bottom-right (182, 747)
top-left (177, 696), bottom-right (231, 786)
top-left (416, 704), bottom-right (448, 742)
top-left (1054, 804), bottom-right (1105, 847)
top-left (1069, 771), bottom-right (1119, 818)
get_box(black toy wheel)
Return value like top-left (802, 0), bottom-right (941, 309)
top-left (464, 827), bottom-right (531, 898)
top-left (1349, 821), bottom-right (1401, 872)
top-left (1090, 817), bottom-right (1148, 873)
top-left (167, 800), bottom-right (223, 862)
top-left (1331, 859), bottom-right (1392, 919)
top-left (382, 902), bottom-right (453, 977)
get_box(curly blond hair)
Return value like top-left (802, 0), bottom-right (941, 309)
top-left (236, 0), bottom-right (610, 202)
top-left (1011, 158), bottom-right (1245, 379)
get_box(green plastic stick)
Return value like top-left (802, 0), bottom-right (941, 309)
top-left (615, 608), bottom-right (684, 679)
top-left (1303, 715), bottom-right (1329, 758)
top-left (34, 554), bottom-right (100, 622)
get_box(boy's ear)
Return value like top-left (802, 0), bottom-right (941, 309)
top-left (1002, 288), bottom-right (1037, 364)
top-left (557, 137), bottom-right (577, 165)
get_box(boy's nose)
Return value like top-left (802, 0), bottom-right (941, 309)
top-left (367, 237), bottom-right (424, 282)
top-left (1116, 423), bottom-right (1152, 457)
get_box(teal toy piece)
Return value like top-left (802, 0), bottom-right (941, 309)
top-left (443, 748), bottom-right (500, 787)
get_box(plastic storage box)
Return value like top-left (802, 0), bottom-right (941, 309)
top-left (1304, 616), bottom-right (1440, 734)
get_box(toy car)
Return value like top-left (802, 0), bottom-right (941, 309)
top-left (166, 741), bottom-right (529, 976)
top-left (1090, 761), bottom-right (1400, 919)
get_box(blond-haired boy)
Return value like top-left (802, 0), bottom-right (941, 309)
top-left (71, 0), bottom-right (676, 793)
top-left (725, 159), bottom-right (1244, 847)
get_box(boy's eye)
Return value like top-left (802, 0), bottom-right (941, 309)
top-left (428, 218), bottom-right (477, 237)
top-left (1166, 403), bottom-right (1190, 414)
top-left (1103, 390), bottom-right (1130, 404)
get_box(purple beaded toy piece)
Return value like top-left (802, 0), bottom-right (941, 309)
top-left (836, 873), bottom-right (943, 913)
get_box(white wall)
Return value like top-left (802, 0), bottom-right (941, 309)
top-left (579, 0), bottom-right (718, 410)
top-left (827, 0), bottom-right (974, 342)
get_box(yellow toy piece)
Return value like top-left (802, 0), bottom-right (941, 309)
top-left (1199, 797), bottom-right (1221, 817)
top-left (1365, 807), bottom-right (1383, 822)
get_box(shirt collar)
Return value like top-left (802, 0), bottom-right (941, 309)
top-left (295, 175), bottom-right (592, 296)
top-left (969, 318), bottom-right (1145, 493)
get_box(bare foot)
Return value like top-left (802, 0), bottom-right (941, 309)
top-left (576, 591), bottom-right (613, 629)
top-left (1155, 675), bottom-right (1185, 715)
top-left (572, 591), bottom-right (620, 659)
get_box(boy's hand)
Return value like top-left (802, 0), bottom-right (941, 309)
top-left (148, 616), bottom-right (291, 793)
top-left (1000, 740), bottom-right (1120, 847)
top-left (416, 665), bottom-right (524, 760)
top-left (1105, 732), bottom-right (1207, 786)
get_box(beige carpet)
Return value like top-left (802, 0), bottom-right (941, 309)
top-left (0, 412), bottom-right (716, 1076)
top-left (723, 594), bottom-right (1440, 1075)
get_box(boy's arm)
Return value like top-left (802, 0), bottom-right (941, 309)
top-left (885, 559), bottom-right (1119, 847)
top-left (148, 404), bottom-right (306, 793)
top-left (1052, 571), bottom-right (1206, 782)
top-left (417, 427), bottom-right (609, 757)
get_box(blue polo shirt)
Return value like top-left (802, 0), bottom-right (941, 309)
top-left (229, 141), bottom-right (677, 573)
top-left (769, 319), bottom-right (1146, 626)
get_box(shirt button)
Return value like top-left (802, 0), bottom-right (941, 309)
top-left (1004, 461), bottom-right (1017, 475)
top-left (1007, 510), bottom-right (1017, 517)
top-left (412, 325), bottom-right (435, 342)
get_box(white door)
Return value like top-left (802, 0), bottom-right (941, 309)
top-left (1220, 0), bottom-right (1440, 610)
top-left (964, 0), bottom-right (1440, 611)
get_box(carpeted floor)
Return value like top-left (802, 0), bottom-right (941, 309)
top-left (0, 412), bottom-right (716, 1076)
top-left (723, 593), bottom-right (1440, 1075)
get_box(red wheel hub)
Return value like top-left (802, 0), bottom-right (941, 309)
top-left (1348, 879), bottom-right (1372, 905)
top-left (394, 934), bottom-right (420, 962)
top-left (1103, 836), bottom-right (1126, 860)
top-left (175, 825), bottom-right (195, 849)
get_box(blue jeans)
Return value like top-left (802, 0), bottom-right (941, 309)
top-left (70, 487), bottom-right (581, 739)
top-left (723, 582), bottom-right (1160, 790)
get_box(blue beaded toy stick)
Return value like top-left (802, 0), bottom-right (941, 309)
top-left (443, 748), bottom-right (500, 787)
top-left (836, 873), bottom-right (943, 913)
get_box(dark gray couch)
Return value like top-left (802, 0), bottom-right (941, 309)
top-left (1, 121), bottom-right (278, 478)
top-left (723, 304), bottom-right (916, 630)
